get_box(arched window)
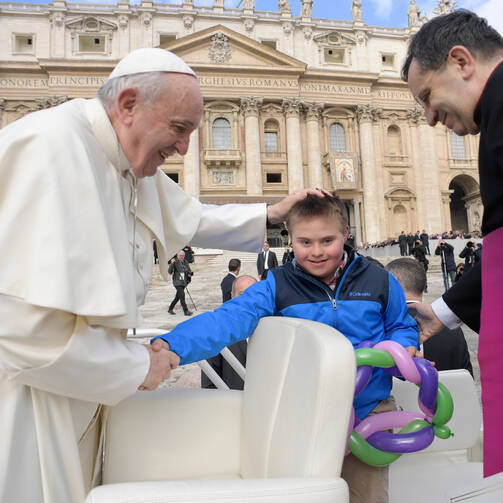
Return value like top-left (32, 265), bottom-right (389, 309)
top-left (212, 117), bottom-right (231, 149)
top-left (451, 131), bottom-right (466, 159)
top-left (387, 125), bottom-right (402, 155)
top-left (264, 119), bottom-right (279, 153)
top-left (329, 122), bottom-right (346, 152)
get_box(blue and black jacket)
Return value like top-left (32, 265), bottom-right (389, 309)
top-left (156, 247), bottom-right (419, 418)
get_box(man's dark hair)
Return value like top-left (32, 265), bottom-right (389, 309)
top-left (285, 191), bottom-right (348, 232)
top-left (228, 258), bottom-right (241, 272)
top-left (386, 258), bottom-right (426, 295)
top-left (402, 10), bottom-right (503, 81)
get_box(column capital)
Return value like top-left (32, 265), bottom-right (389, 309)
top-left (240, 96), bottom-right (263, 117)
top-left (282, 98), bottom-right (304, 118)
top-left (304, 102), bottom-right (324, 122)
top-left (355, 104), bottom-right (381, 123)
top-left (406, 105), bottom-right (426, 125)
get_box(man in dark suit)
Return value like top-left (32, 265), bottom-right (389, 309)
top-left (167, 250), bottom-right (193, 316)
top-left (420, 229), bottom-right (430, 254)
top-left (386, 258), bottom-right (473, 377)
top-left (406, 233), bottom-right (415, 255)
top-left (398, 231), bottom-right (407, 256)
top-left (220, 258), bottom-right (240, 303)
top-left (435, 240), bottom-right (456, 291)
top-left (257, 241), bottom-right (278, 280)
top-left (201, 274), bottom-right (257, 390)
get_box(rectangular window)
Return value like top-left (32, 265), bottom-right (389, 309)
top-left (167, 173), bottom-right (179, 183)
top-left (266, 173), bottom-right (282, 184)
top-left (381, 53), bottom-right (395, 68)
top-left (261, 40), bottom-right (277, 50)
top-left (324, 48), bottom-right (345, 64)
top-left (159, 34), bottom-right (177, 46)
top-left (264, 132), bottom-right (279, 153)
top-left (79, 35), bottom-right (106, 53)
top-left (14, 35), bottom-right (34, 54)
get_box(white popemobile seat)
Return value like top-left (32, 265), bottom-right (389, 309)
top-left (86, 317), bottom-right (356, 503)
top-left (390, 369), bottom-right (503, 502)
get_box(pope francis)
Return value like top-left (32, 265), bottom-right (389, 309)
top-left (0, 48), bottom-right (320, 502)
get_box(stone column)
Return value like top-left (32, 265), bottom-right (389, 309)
top-left (183, 127), bottom-right (200, 198)
top-left (353, 198), bottom-right (363, 247)
top-left (356, 105), bottom-right (380, 243)
top-left (49, 11), bottom-right (66, 58)
top-left (283, 98), bottom-right (305, 192)
top-left (241, 97), bottom-right (263, 196)
top-left (418, 118), bottom-right (443, 233)
top-left (406, 106), bottom-right (426, 231)
top-left (304, 102), bottom-right (324, 188)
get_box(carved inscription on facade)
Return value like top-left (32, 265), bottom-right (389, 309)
top-left (0, 75), bottom-right (106, 88)
top-left (212, 170), bottom-right (234, 185)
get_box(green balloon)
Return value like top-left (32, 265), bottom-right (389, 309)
top-left (432, 382), bottom-right (454, 425)
top-left (349, 420), bottom-right (430, 467)
top-left (355, 348), bottom-right (396, 368)
top-left (433, 424), bottom-right (452, 439)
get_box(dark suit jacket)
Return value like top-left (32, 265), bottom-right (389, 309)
top-left (201, 340), bottom-right (247, 390)
top-left (220, 273), bottom-right (236, 303)
top-left (443, 260), bottom-right (481, 333)
top-left (257, 250), bottom-right (278, 277)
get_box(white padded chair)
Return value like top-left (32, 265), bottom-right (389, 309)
top-left (86, 316), bottom-right (356, 503)
top-left (389, 369), bottom-right (503, 502)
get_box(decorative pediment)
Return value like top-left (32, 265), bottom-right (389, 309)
top-left (384, 186), bottom-right (416, 198)
top-left (313, 31), bottom-right (357, 47)
top-left (162, 25), bottom-right (305, 73)
top-left (260, 103), bottom-right (283, 115)
top-left (66, 16), bottom-right (118, 32)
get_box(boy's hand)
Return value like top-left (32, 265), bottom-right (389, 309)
top-left (151, 338), bottom-right (171, 352)
top-left (406, 346), bottom-right (435, 367)
top-left (139, 344), bottom-right (180, 390)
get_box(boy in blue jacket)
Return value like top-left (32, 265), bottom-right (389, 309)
top-left (152, 193), bottom-right (418, 502)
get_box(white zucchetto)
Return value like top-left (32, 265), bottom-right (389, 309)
top-left (107, 48), bottom-right (196, 80)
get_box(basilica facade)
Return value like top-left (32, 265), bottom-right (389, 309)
top-left (0, 0), bottom-right (482, 245)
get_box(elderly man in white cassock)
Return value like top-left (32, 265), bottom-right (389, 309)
top-left (0, 48), bottom-right (323, 502)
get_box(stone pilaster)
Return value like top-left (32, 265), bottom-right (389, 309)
top-left (0, 99), bottom-right (5, 128)
top-left (183, 127), bottom-right (200, 198)
top-left (356, 104), bottom-right (380, 243)
top-left (417, 116), bottom-right (443, 233)
top-left (353, 198), bottom-right (363, 247)
top-left (283, 98), bottom-right (304, 192)
top-left (241, 97), bottom-right (263, 196)
top-left (406, 106), bottom-right (426, 231)
top-left (304, 102), bottom-right (324, 188)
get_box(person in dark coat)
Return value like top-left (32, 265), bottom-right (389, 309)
top-left (182, 245), bottom-right (194, 264)
top-left (412, 240), bottom-right (428, 291)
top-left (282, 245), bottom-right (294, 264)
top-left (347, 233), bottom-right (355, 249)
top-left (220, 258), bottom-right (240, 303)
top-left (459, 241), bottom-right (476, 270)
top-left (257, 241), bottom-right (278, 280)
top-left (435, 240), bottom-right (456, 290)
top-left (201, 274), bottom-right (256, 390)
top-left (406, 233), bottom-right (415, 255)
top-left (386, 258), bottom-right (473, 377)
top-left (167, 250), bottom-right (193, 316)
top-left (398, 231), bottom-right (408, 256)
top-left (420, 229), bottom-right (430, 254)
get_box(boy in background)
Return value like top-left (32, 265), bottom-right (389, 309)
top-left (386, 257), bottom-right (473, 377)
top-left (153, 193), bottom-right (419, 502)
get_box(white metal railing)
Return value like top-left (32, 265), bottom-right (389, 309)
top-left (127, 328), bottom-right (245, 390)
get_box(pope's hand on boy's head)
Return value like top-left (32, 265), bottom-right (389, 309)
top-left (266, 188), bottom-right (327, 224)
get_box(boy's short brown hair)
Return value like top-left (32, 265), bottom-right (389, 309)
top-left (285, 192), bottom-right (348, 232)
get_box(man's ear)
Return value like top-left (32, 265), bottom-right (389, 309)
top-left (448, 45), bottom-right (476, 80)
top-left (115, 87), bottom-right (140, 125)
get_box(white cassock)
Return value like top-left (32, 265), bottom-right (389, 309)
top-left (0, 98), bottom-right (266, 503)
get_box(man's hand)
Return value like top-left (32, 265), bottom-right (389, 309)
top-left (407, 301), bottom-right (445, 343)
top-left (139, 343), bottom-right (180, 391)
top-left (267, 188), bottom-right (328, 224)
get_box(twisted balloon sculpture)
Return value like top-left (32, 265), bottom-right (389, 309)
top-left (346, 340), bottom-right (454, 467)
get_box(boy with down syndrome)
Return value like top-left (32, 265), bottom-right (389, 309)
top-left (152, 193), bottom-right (419, 502)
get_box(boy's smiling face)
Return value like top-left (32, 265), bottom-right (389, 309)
top-left (290, 215), bottom-right (349, 284)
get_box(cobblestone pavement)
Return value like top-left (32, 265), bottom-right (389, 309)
top-left (130, 250), bottom-right (480, 397)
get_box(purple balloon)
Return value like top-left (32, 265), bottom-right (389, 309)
top-left (356, 340), bottom-right (375, 349)
top-left (366, 426), bottom-right (435, 453)
top-left (414, 357), bottom-right (438, 412)
top-left (355, 365), bottom-right (372, 397)
top-left (383, 365), bottom-right (403, 378)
